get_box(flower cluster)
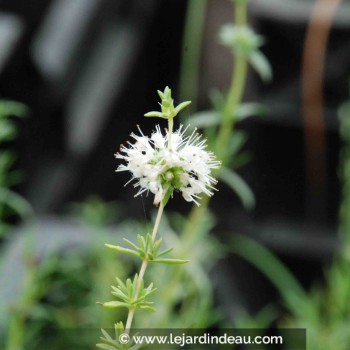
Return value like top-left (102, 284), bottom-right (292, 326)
top-left (116, 125), bottom-right (220, 206)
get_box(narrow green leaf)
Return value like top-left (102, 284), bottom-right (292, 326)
top-left (157, 90), bottom-right (165, 99)
top-left (144, 111), bottom-right (163, 118)
top-left (219, 168), bottom-right (255, 210)
top-left (115, 277), bottom-right (125, 289)
top-left (98, 338), bottom-right (117, 348)
top-left (156, 247), bottom-right (174, 258)
top-left (101, 329), bottom-right (113, 342)
top-left (152, 238), bottom-right (163, 256)
top-left (104, 244), bottom-right (140, 258)
top-left (140, 306), bottom-right (157, 312)
top-left (162, 187), bottom-right (173, 206)
top-left (226, 131), bottom-right (247, 159)
top-left (249, 50), bottom-right (272, 82)
top-left (187, 111), bottom-right (220, 128)
top-left (144, 286), bottom-right (156, 299)
top-left (111, 287), bottom-right (129, 301)
top-left (0, 188), bottom-right (34, 219)
top-left (174, 101), bottom-right (191, 116)
top-left (140, 301), bottom-right (154, 306)
top-left (137, 235), bottom-right (145, 250)
top-left (151, 258), bottom-right (189, 264)
top-left (145, 233), bottom-right (152, 254)
top-left (132, 295), bottom-right (146, 304)
top-left (0, 100), bottom-right (28, 118)
top-left (103, 301), bottom-right (130, 309)
top-left (127, 278), bottom-right (133, 296)
top-left (123, 238), bottom-right (139, 251)
top-left (0, 120), bottom-right (16, 141)
top-left (230, 234), bottom-right (306, 309)
top-left (188, 103), bottom-right (267, 129)
top-left (236, 103), bottom-right (269, 122)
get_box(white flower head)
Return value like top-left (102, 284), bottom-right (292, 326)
top-left (115, 125), bottom-right (221, 206)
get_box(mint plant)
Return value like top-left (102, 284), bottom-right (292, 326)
top-left (97, 87), bottom-right (220, 349)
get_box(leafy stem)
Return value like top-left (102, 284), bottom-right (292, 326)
top-left (183, 0), bottom-right (249, 238)
top-left (125, 201), bottom-right (164, 332)
top-left (215, 0), bottom-right (248, 163)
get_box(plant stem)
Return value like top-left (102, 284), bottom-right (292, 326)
top-left (151, 201), bottom-right (165, 241)
top-left (125, 107), bottom-right (174, 332)
top-left (215, 1), bottom-right (248, 163)
top-left (179, 0), bottom-right (208, 112)
top-left (183, 0), bottom-right (249, 239)
top-left (168, 118), bottom-right (174, 150)
top-left (125, 202), bottom-right (165, 332)
top-left (151, 3), bottom-right (250, 327)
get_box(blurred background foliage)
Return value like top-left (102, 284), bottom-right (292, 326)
top-left (0, 0), bottom-right (350, 349)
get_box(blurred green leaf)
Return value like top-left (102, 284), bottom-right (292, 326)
top-left (230, 151), bottom-right (252, 169)
top-left (188, 103), bottom-right (267, 129)
top-left (102, 301), bottom-right (129, 309)
top-left (68, 196), bottom-right (122, 226)
top-left (230, 234), bottom-right (306, 309)
top-left (249, 50), bottom-right (272, 82)
top-left (151, 258), bottom-right (189, 264)
top-left (188, 111), bottom-right (219, 129)
top-left (105, 244), bottom-right (139, 258)
top-left (235, 304), bottom-right (278, 328)
top-left (0, 187), bottom-right (34, 220)
top-left (0, 120), bottom-right (17, 142)
top-left (0, 100), bottom-right (28, 119)
top-left (219, 168), bottom-right (255, 210)
top-left (227, 131), bottom-right (248, 158)
top-left (235, 103), bottom-right (269, 121)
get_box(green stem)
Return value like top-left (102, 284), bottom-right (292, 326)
top-left (215, 0), bottom-right (248, 162)
top-left (125, 202), bottom-right (165, 332)
top-left (215, 54), bottom-right (248, 163)
top-left (183, 0), bottom-right (249, 238)
top-left (151, 2), bottom-right (250, 327)
top-left (179, 0), bottom-right (208, 112)
top-left (168, 118), bottom-right (174, 150)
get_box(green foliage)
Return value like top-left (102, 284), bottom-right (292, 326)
top-left (105, 233), bottom-right (188, 264)
top-left (187, 103), bottom-right (268, 129)
top-left (97, 323), bottom-right (142, 350)
top-left (231, 234), bottom-right (306, 307)
top-left (2, 198), bottom-right (129, 350)
top-left (0, 100), bottom-right (27, 143)
top-left (187, 97), bottom-right (266, 208)
top-left (219, 168), bottom-right (255, 210)
top-left (134, 210), bottom-right (222, 329)
top-left (249, 50), bottom-right (273, 82)
top-left (3, 244), bottom-right (129, 350)
top-left (0, 100), bottom-right (30, 238)
top-left (69, 196), bottom-right (123, 227)
top-left (279, 84), bottom-right (350, 349)
top-left (144, 86), bottom-right (191, 120)
top-left (227, 85), bottom-right (350, 348)
top-left (102, 275), bottom-right (156, 313)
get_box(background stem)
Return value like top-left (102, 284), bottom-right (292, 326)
top-left (179, 0), bottom-right (208, 112)
top-left (183, 0), bottom-right (249, 238)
